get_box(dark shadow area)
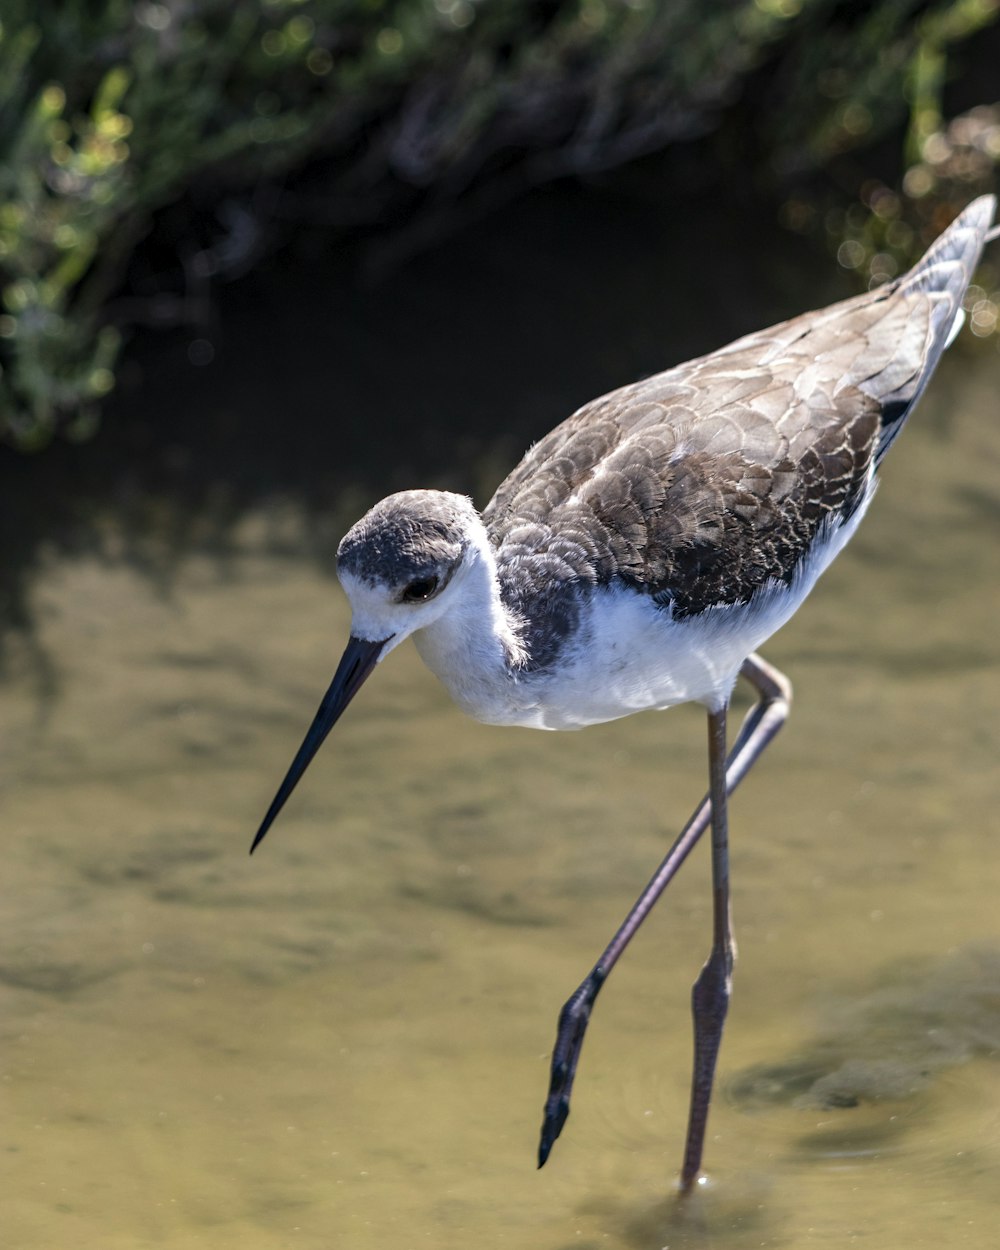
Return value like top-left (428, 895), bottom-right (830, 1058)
top-left (726, 945), bottom-right (1000, 1120)
top-left (0, 171), bottom-right (846, 641)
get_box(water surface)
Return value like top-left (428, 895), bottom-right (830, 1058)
top-left (3, 196), bottom-right (1000, 1248)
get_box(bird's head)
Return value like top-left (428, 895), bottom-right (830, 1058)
top-left (250, 490), bottom-right (480, 853)
top-left (337, 489), bottom-right (479, 646)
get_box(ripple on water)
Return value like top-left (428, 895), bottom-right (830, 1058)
top-left (722, 944), bottom-right (1000, 1187)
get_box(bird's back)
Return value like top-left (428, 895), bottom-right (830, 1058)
top-left (483, 196), bottom-right (995, 658)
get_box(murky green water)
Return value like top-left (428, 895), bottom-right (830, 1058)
top-left (3, 341), bottom-right (1000, 1243)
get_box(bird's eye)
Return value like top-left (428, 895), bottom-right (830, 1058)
top-left (401, 576), bottom-right (439, 603)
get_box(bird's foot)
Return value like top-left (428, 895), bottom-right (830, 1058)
top-left (537, 967), bottom-right (605, 1167)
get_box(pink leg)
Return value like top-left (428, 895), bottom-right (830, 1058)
top-left (537, 653), bottom-right (791, 1187)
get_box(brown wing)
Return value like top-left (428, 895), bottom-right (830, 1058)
top-left (484, 196), bottom-right (994, 620)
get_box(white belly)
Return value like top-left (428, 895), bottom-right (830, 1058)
top-left (519, 498), bottom-right (873, 729)
top-left (522, 592), bottom-right (772, 728)
top-left (415, 491), bottom-right (874, 731)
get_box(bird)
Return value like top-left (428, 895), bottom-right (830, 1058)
top-left (250, 195), bottom-right (998, 1191)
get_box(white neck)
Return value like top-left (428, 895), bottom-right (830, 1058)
top-left (411, 523), bottom-right (528, 724)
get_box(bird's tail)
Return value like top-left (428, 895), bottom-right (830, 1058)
top-left (875, 194), bottom-right (996, 462)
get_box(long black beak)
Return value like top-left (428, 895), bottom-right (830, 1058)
top-left (250, 634), bottom-right (391, 854)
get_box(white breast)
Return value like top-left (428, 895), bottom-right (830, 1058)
top-left (412, 484), bottom-right (875, 731)
top-left (489, 498), bottom-right (875, 730)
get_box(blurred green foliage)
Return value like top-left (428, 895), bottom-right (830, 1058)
top-left (0, 0), bottom-right (998, 449)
